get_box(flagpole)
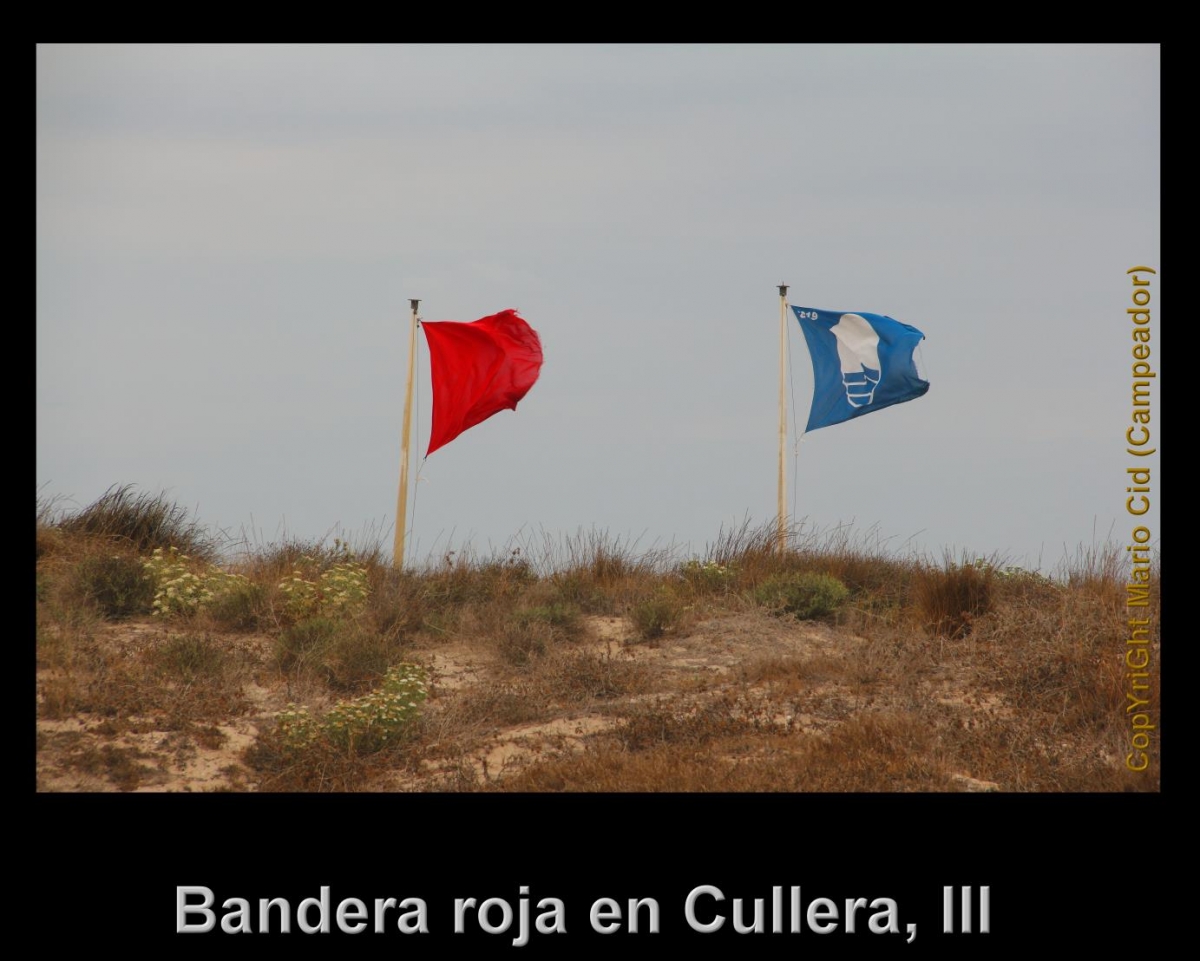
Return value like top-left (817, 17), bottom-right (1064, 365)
top-left (394, 298), bottom-right (420, 569)
top-left (777, 283), bottom-right (789, 555)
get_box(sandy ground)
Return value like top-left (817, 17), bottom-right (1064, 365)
top-left (37, 610), bottom-right (1008, 793)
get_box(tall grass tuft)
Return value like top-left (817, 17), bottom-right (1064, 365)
top-left (702, 518), bottom-right (914, 610)
top-left (276, 617), bottom-right (395, 692)
top-left (54, 484), bottom-right (216, 560)
top-left (913, 555), bottom-right (994, 638)
top-left (1055, 540), bottom-right (1132, 612)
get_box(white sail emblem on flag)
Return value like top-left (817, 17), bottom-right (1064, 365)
top-left (832, 313), bottom-right (882, 408)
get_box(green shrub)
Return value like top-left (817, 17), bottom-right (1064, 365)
top-left (276, 617), bottom-right (340, 672)
top-left (74, 554), bottom-right (156, 619)
top-left (630, 589), bottom-right (684, 641)
top-left (275, 664), bottom-right (427, 755)
top-left (679, 558), bottom-right (739, 594)
top-left (278, 543), bottom-right (370, 620)
top-left (276, 618), bottom-right (394, 691)
top-left (143, 547), bottom-right (251, 619)
top-left (204, 581), bottom-right (267, 632)
top-left (754, 572), bottom-right (849, 620)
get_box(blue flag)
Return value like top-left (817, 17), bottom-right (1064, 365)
top-left (792, 307), bottom-right (929, 432)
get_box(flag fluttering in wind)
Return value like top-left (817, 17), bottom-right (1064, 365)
top-left (792, 306), bottom-right (928, 432)
top-left (421, 309), bottom-right (543, 456)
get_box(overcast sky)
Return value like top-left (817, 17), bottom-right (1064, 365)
top-left (36, 44), bottom-right (1161, 573)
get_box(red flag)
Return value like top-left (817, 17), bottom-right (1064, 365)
top-left (422, 309), bottom-right (543, 456)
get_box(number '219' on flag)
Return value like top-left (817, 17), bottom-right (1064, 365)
top-left (791, 306), bottom-right (929, 433)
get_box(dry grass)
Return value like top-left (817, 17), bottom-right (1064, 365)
top-left (43, 484), bottom-right (216, 560)
top-left (913, 553), bottom-right (994, 639)
top-left (36, 510), bottom-right (1161, 793)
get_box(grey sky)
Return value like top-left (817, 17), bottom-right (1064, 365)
top-left (36, 43), bottom-right (1161, 572)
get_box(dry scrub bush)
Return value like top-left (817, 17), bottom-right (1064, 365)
top-left (913, 558), bottom-right (994, 638)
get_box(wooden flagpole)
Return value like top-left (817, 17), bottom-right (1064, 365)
top-left (777, 283), bottom-right (789, 555)
top-left (393, 298), bottom-right (420, 569)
